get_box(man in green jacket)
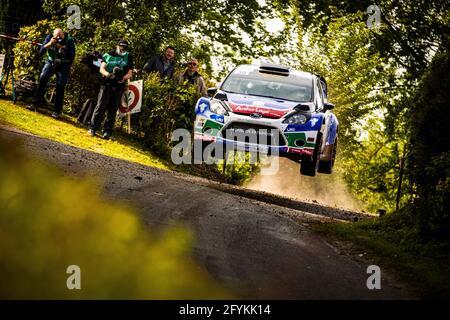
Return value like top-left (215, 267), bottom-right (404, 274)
top-left (88, 39), bottom-right (134, 140)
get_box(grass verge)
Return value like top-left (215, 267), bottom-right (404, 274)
top-left (0, 99), bottom-right (169, 170)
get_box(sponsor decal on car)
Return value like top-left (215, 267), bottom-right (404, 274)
top-left (228, 102), bottom-right (287, 118)
top-left (287, 148), bottom-right (314, 156)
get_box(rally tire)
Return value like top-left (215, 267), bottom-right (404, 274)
top-left (300, 133), bottom-right (322, 176)
top-left (318, 138), bottom-right (337, 174)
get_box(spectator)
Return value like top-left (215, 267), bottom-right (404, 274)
top-left (177, 58), bottom-right (207, 96)
top-left (88, 39), bottom-right (134, 140)
top-left (27, 28), bottom-right (75, 118)
top-left (142, 46), bottom-right (175, 79)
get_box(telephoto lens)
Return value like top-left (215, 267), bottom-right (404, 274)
top-left (112, 66), bottom-right (123, 78)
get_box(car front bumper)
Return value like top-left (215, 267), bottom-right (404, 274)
top-left (194, 112), bottom-right (319, 160)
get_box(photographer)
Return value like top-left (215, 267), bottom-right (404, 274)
top-left (88, 40), bottom-right (134, 140)
top-left (27, 28), bottom-right (75, 118)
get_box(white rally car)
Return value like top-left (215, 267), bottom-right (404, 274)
top-left (193, 63), bottom-right (338, 176)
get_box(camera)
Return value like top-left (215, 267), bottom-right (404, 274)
top-left (52, 36), bottom-right (63, 44)
top-left (112, 67), bottom-right (122, 76)
top-left (108, 66), bottom-right (124, 79)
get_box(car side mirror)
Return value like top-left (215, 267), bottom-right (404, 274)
top-left (323, 102), bottom-right (335, 111)
top-left (207, 87), bottom-right (217, 96)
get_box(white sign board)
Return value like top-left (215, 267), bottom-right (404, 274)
top-left (119, 80), bottom-right (143, 115)
top-left (0, 54), bottom-right (5, 78)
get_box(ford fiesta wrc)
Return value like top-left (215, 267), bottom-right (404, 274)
top-left (193, 63), bottom-right (338, 176)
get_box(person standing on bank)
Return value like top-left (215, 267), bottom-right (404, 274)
top-left (27, 28), bottom-right (75, 118)
top-left (142, 46), bottom-right (175, 79)
top-left (177, 58), bottom-right (207, 96)
top-left (88, 39), bottom-right (134, 140)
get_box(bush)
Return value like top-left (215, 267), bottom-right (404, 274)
top-left (408, 51), bottom-right (450, 240)
top-left (217, 151), bottom-right (261, 185)
top-left (140, 73), bottom-right (199, 157)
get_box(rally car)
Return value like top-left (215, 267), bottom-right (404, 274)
top-left (193, 63), bottom-right (338, 176)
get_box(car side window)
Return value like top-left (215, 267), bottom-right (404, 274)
top-left (315, 80), bottom-right (323, 109)
top-left (319, 80), bottom-right (327, 102)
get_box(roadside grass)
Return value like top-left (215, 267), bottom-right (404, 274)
top-left (314, 215), bottom-right (450, 299)
top-left (0, 98), bottom-right (170, 170)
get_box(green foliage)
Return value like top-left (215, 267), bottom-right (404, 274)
top-left (272, 11), bottom-right (410, 212)
top-left (0, 137), bottom-right (228, 299)
top-left (407, 51), bottom-right (450, 239)
top-left (342, 116), bottom-right (409, 212)
top-left (40, 0), bottom-right (276, 75)
top-left (216, 151), bottom-right (261, 185)
top-left (13, 20), bottom-right (59, 81)
top-left (273, 0), bottom-right (449, 79)
top-left (370, 0), bottom-right (450, 79)
top-left (272, 0), bottom-right (449, 238)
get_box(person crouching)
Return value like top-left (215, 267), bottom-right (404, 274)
top-left (88, 39), bottom-right (134, 140)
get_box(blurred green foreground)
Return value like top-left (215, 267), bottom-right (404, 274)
top-left (0, 135), bottom-right (228, 299)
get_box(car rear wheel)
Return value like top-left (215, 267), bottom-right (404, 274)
top-left (300, 133), bottom-right (322, 176)
top-left (318, 138), bottom-right (337, 174)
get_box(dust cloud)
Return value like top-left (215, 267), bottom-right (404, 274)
top-left (245, 157), bottom-right (364, 212)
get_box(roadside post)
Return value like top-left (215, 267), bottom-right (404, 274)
top-left (126, 79), bottom-right (131, 134)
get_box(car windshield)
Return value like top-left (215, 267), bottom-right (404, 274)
top-left (221, 67), bottom-right (313, 102)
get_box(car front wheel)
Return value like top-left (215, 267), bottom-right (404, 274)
top-left (300, 133), bottom-right (322, 176)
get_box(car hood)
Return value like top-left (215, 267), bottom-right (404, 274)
top-left (223, 92), bottom-right (310, 119)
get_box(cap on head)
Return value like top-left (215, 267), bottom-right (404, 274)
top-left (118, 39), bottom-right (128, 48)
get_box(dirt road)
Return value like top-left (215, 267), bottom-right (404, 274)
top-left (0, 126), bottom-right (415, 299)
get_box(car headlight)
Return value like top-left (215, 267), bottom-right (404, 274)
top-left (209, 100), bottom-right (229, 116)
top-left (282, 113), bottom-right (308, 124)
